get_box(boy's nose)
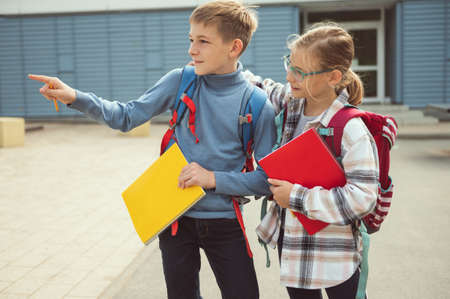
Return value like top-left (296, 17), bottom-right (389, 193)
top-left (188, 44), bottom-right (198, 56)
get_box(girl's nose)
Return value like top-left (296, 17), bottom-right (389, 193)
top-left (286, 71), bottom-right (294, 85)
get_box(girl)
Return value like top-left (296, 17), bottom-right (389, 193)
top-left (245, 22), bottom-right (378, 298)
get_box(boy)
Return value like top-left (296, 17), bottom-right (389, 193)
top-left (29, 1), bottom-right (276, 298)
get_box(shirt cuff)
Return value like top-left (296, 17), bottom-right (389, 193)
top-left (289, 183), bottom-right (307, 214)
top-left (212, 171), bottom-right (224, 194)
top-left (68, 90), bottom-right (91, 110)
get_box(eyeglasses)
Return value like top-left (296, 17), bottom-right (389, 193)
top-left (283, 55), bottom-right (333, 82)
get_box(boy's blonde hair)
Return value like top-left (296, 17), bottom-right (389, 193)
top-left (288, 22), bottom-right (364, 106)
top-left (190, 0), bottom-right (258, 55)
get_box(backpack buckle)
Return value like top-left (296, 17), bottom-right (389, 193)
top-left (318, 128), bottom-right (334, 136)
top-left (239, 113), bottom-right (252, 125)
top-left (169, 118), bottom-right (177, 130)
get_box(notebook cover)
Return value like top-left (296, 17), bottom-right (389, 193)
top-left (258, 128), bottom-right (346, 234)
top-left (122, 143), bottom-right (205, 244)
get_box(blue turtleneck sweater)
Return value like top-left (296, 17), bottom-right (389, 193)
top-left (70, 63), bottom-right (276, 219)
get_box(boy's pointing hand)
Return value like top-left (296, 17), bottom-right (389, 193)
top-left (28, 74), bottom-right (76, 105)
top-left (178, 162), bottom-right (216, 190)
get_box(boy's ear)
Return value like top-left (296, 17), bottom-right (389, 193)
top-left (229, 39), bottom-right (244, 58)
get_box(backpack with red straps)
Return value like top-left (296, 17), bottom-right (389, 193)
top-left (318, 104), bottom-right (398, 234)
top-left (160, 65), bottom-right (267, 258)
top-left (318, 104), bottom-right (398, 299)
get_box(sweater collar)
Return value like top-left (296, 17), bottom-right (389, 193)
top-left (201, 61), bottom-right (245, 89)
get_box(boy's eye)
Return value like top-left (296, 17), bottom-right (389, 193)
top-left (189, 39), bottom-right (194, 43)
top-left (200, 40), bottom-right (209, 44)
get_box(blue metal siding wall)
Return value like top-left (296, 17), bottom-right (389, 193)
top-left (247, 6), bottom-right (299, 84)
top-left (446, 1), bottom-right (449, 103)
top-left (56, 16), bottom-right (77, 116)
top-left (75, 15), bottom-right (111, 100)
top-left (109, 13), bottom-right (146, 101)
top-left (0, 6), bottom-right (298, 118)
top-left (400, 0), bottom-right (447, 107)
top-left (23, 17), bottom-right (59, 116)
top-left (395, 3), bottom-right (403, 103)
top-left (0, 18), bottom-right (25, 116)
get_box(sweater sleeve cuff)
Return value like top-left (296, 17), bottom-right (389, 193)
top-left (212, 171), bottom-right (226, 194)
top-left (289, 183), bottom-right (307, 214)
top-left (68, 90), bottom-right (92, 110)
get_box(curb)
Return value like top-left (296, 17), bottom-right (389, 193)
top-left (99, 243), bottom-right (159, 299)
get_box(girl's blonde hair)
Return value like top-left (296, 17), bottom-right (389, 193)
top-left (288, 22), bottom-right (364, 105)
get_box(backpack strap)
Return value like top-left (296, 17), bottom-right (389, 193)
top-left (321, 106), bottom-right (372, 298)
top-left (356, 222), bottom-right (370, 299)
top-left (239, 85), bottom-right (267, 172)
top-left (260, 102), bottom-right (288, 267)
top-left (232, 85), bottom-right (268, 259)
top-left (319, 105), bottom-right (365, 158)
top-left (160, 66), bottom-right (197, 155)
top-left (160, 66), bottom-right (197, 236)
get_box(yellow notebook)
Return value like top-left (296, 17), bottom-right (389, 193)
top-left (122, 143), bottom-right (205, 244)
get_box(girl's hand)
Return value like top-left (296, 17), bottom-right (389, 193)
top-left (268, 178), bottom-right (293, 208)
top-left (178, 162), bottom-right (216, 189)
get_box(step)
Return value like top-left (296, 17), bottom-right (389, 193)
top-left (390, 113), bottom-right (438, 126)
top-left (425, 104), bottom-right (450, 121)
top-left (386, 110), bottom-right (425, 118)
top-left (361, 104), bottom-right (410, 113)
top-left (395, 116), bottom-right (439, 126)
top-left (361, 104), bottom-right (439, 126)
top-left (426, 103), bottom-right (450, 112)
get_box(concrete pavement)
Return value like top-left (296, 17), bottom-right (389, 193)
top-left (0, 123), bottom-right (167, 298)
top-left (102, 124), bottom-right (450, 299)
top-left (1, 122), bottom-right (449, 298)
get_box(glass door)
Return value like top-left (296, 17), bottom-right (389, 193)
top-left (343, 20), bottom-right (385, 102)
top-left (349, 28), bottom-right (378, 98)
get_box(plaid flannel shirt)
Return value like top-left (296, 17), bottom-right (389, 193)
top-left (244, 70), bottom-right (379, 289)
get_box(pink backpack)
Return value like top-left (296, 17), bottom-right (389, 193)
top-left (319, 105), bottom-right (398, 233)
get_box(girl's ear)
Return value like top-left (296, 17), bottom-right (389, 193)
top-left (328, 69), bottom-right (343, 87)
top-left (230, 39), bottom-right (244, 58)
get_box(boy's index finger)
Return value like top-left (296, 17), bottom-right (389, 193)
top-left (28, 74), bottom-right (52, 84)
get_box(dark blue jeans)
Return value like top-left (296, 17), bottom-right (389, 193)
top-left (159, 216), bottom-right (259, 299)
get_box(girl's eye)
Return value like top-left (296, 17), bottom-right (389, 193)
top-left (189, 39), bottom-right (194, 43)
top-left (200, 40), bottom-right (208, 44)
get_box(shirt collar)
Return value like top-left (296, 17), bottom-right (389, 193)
top-left (296, 89), bottom-right (350, 127)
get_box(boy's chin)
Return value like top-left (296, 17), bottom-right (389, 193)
top-left (193, 66), bottom-right (208, 75)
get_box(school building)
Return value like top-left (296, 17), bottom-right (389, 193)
top-left (0, 0), bottom-right (448, 118)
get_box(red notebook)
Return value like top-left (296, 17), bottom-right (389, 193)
top-left (258, 128), bottom-right (347, 234)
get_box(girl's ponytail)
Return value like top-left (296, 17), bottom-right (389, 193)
top-left (345, 69), bottom-right (364, 106)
